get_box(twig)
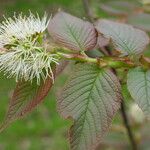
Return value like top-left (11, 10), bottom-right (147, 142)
top-left (121, 101), bottom-right (138, 150)
top-left (82, 0), bottom-right (94, 22)
top-left (107, 47), bottom-right (138, 150)
top-left (106, 48), bottom-right (138, 150)
top-left (57, 51), bottom-right (137, 68)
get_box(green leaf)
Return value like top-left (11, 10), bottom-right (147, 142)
top-left (96, 19), bottom-right (149, 55)
top-left (0, 76), bottom-right (53, 132)
top-left (58, 63), bottom-right (122, 150)
top-left (128, 13), bottom-right (150, 32)
top-left (48, 12), bottom-right (97, 51)
top-left (127, 67), bottom-right (150, 117)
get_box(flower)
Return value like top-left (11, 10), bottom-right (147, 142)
top-left (0, 12), bottom-right (49, 48)
top-left (0, 12), bottom-right (59, 84)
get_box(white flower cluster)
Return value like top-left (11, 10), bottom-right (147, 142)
top-left (0, 13), bottom-right (49, 48)
top-left (0, 13), bottom-right (58, 84)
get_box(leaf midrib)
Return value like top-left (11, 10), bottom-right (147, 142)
top-left (75, 68), bottom-right (102, 149)
top-left (8, 82), bottom-right (38, 120)
top-left (102, 23), bottom-right (132, 54)
top-left (62, 14), bottom-right (84, 51)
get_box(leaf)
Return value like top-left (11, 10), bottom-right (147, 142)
top-left (97, 35), bottom-right (109, 48)
top-left (100, 0), bottom-right (137, 16)
top-left (0, 76), bottom-right (54, 131)
top-left (85, 49), bottom-right (104, 58)
top-left (127, 67), bottom-right (150, 117)
top-left (56, 60), bottom-right (69, 76)
top-left (95, 19), bottom-right (149, 55)
top-left (127, 13), bottom-right (150, 32)
top-left (48, 12), bottom-right (97, 51)
top-left (58, 63), bottom-right (122, 150)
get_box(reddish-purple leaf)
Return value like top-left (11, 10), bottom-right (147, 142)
top-left (0, 76), bottom-right (54, 131)
top-left (96, 19), bottom-right (149, 55)
top-left (58, 63), bottom-right (122, 150)
top-left (97, 35), bottom-right (110, 48)
top-left (56, 60), bottom-right (69, 76)
top-left (48, 12), bottom-right (97, 51)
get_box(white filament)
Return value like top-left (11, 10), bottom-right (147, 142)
top-left (0, 12), bottom-right (49, 48)
top-left (0, 13), bottom-right (58, 84)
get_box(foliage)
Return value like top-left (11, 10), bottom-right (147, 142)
top-left (1, 0), bottom-right (150, 150)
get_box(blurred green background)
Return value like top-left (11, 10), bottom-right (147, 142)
top-left (0, 0), bottom-right (150, 150)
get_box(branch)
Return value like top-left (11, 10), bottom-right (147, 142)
top-left (82, 0), bottom-right (94, 22)
top-left (120, 101), bottom-right (138, 150)
top-left (57, 52), bottom-right (138, 68)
